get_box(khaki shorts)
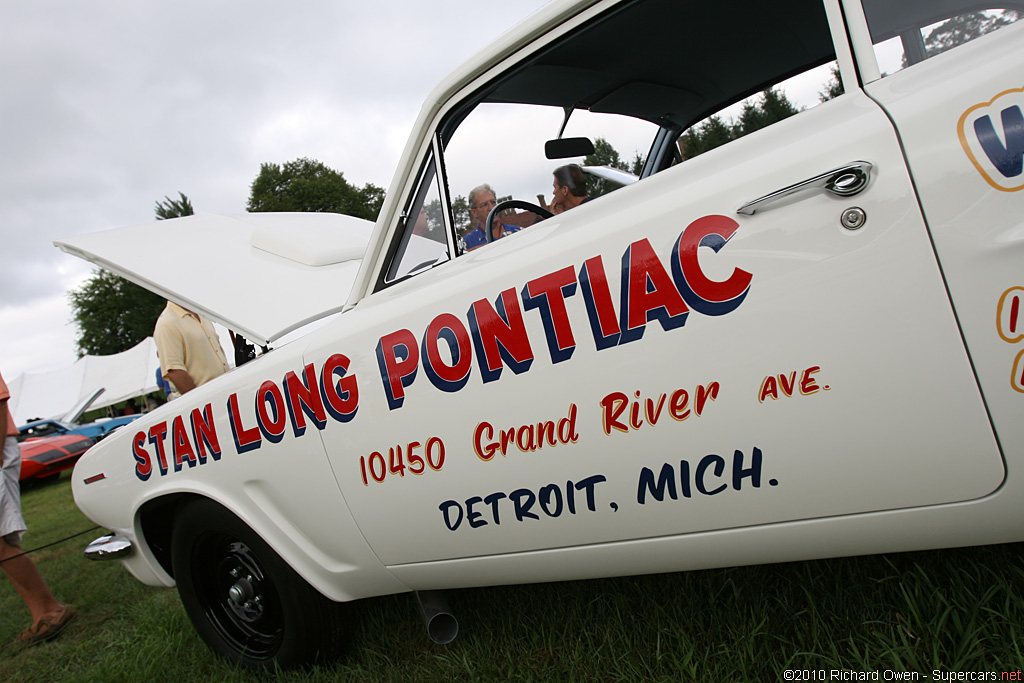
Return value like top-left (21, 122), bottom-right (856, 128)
top-left (1, 436), bottom-right (26, 546)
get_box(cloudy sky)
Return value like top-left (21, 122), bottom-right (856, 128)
top-left (0, 0), bottom-right (549, 380)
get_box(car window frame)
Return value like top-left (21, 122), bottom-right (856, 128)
top-left (366, 0), bottom-right (862, 297)
top-left (375, 134), bottom-right (458, 292)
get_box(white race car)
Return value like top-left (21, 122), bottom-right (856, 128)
top-left (57, 0), bottom-right (1024, 670)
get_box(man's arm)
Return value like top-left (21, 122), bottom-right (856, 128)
top-left (502, 210), bottom-right (540, 227)
top-left (166, 369), bottom-right (197, 395)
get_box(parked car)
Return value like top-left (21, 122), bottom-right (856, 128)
top-left (19, 433), bottom-right (94, 483)
top-left (17, 415), bottom-right (141, 444)
top-left (57, 0), bottom-right (1023, 671)
top-left (17, 387), bottom-right (143, 444)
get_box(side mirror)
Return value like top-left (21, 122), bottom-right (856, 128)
top-left (545, 137), bottom-right (595, 160)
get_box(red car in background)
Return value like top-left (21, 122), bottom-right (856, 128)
top-left (18, 433), bottom-right (93, 483)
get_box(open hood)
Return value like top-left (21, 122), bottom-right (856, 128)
top-left (56, 212), bottom-right (373, 347)
top-left (61, 387), bottom-right (104, 424)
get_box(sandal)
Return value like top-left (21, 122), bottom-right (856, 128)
top-left (17, 605), bottom-right (76, 645)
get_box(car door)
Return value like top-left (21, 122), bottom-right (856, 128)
top-left (850, 1), bottom-right (1024, 478)
top-left (308, 0), bottom-right (1003, 570)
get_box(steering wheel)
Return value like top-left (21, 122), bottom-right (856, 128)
top-left (484, 200), bottom-right (554, 244)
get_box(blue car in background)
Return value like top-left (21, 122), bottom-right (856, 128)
top-left (17, 415), bottom-right (141, 443)
top-left (16, 387), bottom-right (143, 444)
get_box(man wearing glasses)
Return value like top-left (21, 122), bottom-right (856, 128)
top-left (462, 184), bottom-right (529, 251)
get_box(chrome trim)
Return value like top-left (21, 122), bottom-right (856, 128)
top-left (738, 161), bottom-right (873, 215)
top-left (84, 533), bottom-right (134, 561)
top-left (840, 206), bottom-right (867, 230)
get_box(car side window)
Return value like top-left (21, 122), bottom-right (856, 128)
top-left (441, 103), bottom-right (657, 249)
top-left (861, 2), bottom-right (1022, 76)
top-left (381, 0), bottom-right (844, 278)
top-left (669, 60), bottom-right (843, 166)
top-left (441, 0), bottom-right (844, 237)
top-left (383, 149), bottom-right (451, 286)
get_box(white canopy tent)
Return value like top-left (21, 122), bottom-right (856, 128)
top-left (7, 337), bottom-right (162, 426)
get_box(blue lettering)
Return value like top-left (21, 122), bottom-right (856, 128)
top-left (637, 448), bottom-right (774, 505)
top-left (539, 484), bottom-right (563, 517)
top-left (484, 491), bottom-right (507, 525)
top-left (510, 488), bottom-right (538, 521)
top-left (574, 475), bottom-right (606, 511)
top-left (696, 454), bottom-right (727, 495)
top-left (732, 447), bottom-right (762, 490)
top-left (975, 105), bottom-right (1024, 178)
top-left (638, 463), bottom-right (677, 504)
top-left (466, 496), bottom-right (487, 528)
top-left (439, 500), bottom-right (463, 531)
top-left (438, 476), bottom-right (607, 530)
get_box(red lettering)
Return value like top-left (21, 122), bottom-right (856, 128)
top-left (407, 441), bottom-right (425, 474)
top-left (285, 363), bottom-right (327, 435)
top-left (538, 421), bottom-right (557, 447)
top-left (601, 391), bottom-right (629, 434)
top-left (363, 437), bottom-right (446, 484)
top-left (376, 330), bottom-right (420, 409)
top-left (147, 422), bottom-right (169, 475)
top-left (672, 215), bottom-right (752, 315)
top-left (605, 387), bottom-right (710, 433)
top-left (171, 415), bottom-right (197, 470)
top-left (670, 389), bottom-right (690, 420)
top-left (422, 313), bottom-right (473, 389)
top-left (388, 445), bottom-right (406, 477)
top-left (321, 353), bottom-right (359, 422)
top-left (474, 422), bottom-right (497, 461)
top-left (516, 424), bottom-right (536, 452)
top-left (778, 372), bottom-right (796, 397)
top-left (800, 366), bottom-right (821, 395)
top-left (695, 382), bottom-right (720, 415)
top-left (759, 366), bottom-right (826, 401)
top-left (256, 380), bottom-right (287, 442)
top-left (580, 256), bottom-right (621, 349)
top-left (558, 404), bottom-right (579, 443)
top-left (190, 404), bottom-right (221, 462)
top-left (523, 266), bottom-right (578, 362)
top-left (469, 289), bottom-right (535, 382)
top-left (228, 393), bottom-right (261, 453)
top-left (645, 394), bottom-right (666, 425)
top-left (133, 431), bottom-right (152, 481)
top-left (426, 437), bottom-right (445, 470)
top-left (623, 239), bottom-right (689, 336)
top-left (630, 392), bottom-right (644, 429)
top-left (499, 427), bottom-right (516, 455)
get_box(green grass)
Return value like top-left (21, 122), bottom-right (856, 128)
top-left (3, 475), bottom-right (1023, 682)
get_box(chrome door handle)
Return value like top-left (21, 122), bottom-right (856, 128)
top-left (737, 161), bottom-right (873, 215)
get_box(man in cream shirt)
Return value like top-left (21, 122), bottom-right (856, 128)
top-left (153, 301), bottom-right (230, 396)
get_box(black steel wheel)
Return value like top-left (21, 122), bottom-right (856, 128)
top-left (171, 499), bottom-right (345, 670)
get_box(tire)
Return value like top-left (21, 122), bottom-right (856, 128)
top-left (171, 499), bottom-right (346, 670)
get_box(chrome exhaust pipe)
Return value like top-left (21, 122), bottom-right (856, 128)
top-left (415, 590), bottom-right (458, 644)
